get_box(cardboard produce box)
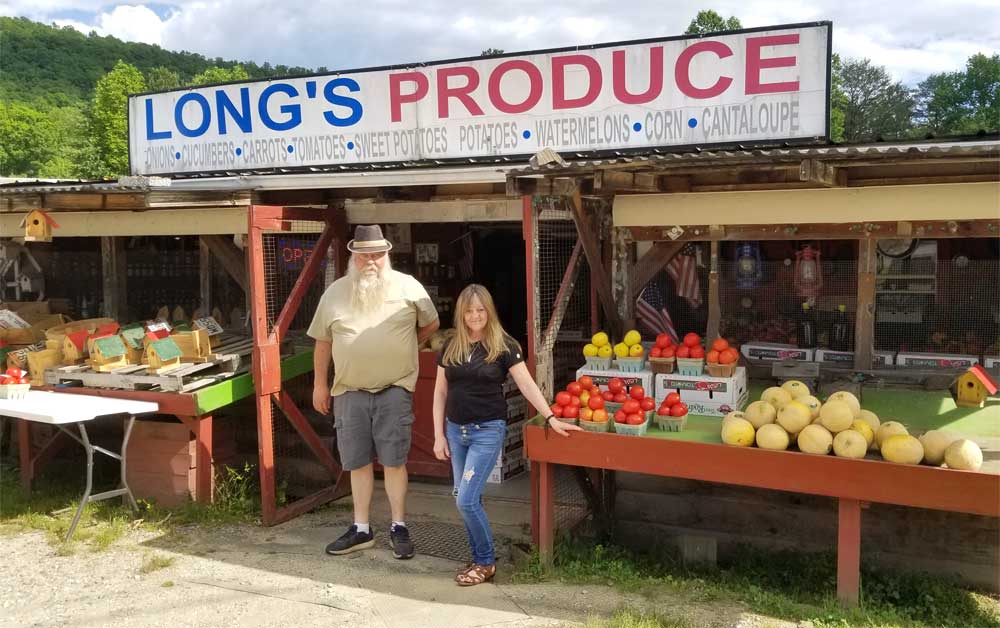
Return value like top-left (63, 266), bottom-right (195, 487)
top-left (895, 352), bottom-right (979, 369)
top-left (741, 342), bottom-right (813, 362)
top-left (575, 366), bottom-right (654, 395)
top-left (654, 367), bottom-right (748, 406)
top-left (814, 349), bottom-right (894, 368)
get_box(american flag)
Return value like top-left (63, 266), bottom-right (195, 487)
top-left (667, 244), bottom-right (701, 306)
top-left (636, 283), bottom-right (679, 344)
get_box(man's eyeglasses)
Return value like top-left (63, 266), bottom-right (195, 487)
top-left (356, 251), bottom-right (387, 261)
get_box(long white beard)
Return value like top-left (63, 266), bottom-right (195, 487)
top-left (348, 258), bottom-right (392, 314)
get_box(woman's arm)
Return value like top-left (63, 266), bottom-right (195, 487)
top-left (432, 365), bottom-right (450, 459)
top-left (508, 362), bottom-right (582, 437)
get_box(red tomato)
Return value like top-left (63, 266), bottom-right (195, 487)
top-left (568, 395), bottom-right (581, 407)
top-left (562, 405), bottom-right (580, 419)
top-left (5, 367), bottom-right (19, 377)
top-left (720, 348), bottom-right (739, 364)
top-left (550, 404), bottom-right (564, 418)
top-left (690, 346), bottom-right (705, 359)
top-left (655, 333), bottom-right (672, 349)
top-left (650, 347), bottom-right (662, 358)
top-left (578, 375), bottom-right (594, 389)
top-left (629, 386), bottom-right (645, 400)
top-left (625, 413), bottom-right (644, 425)
top-left (675, 346), bottom-right (691, 358)
top-left (613, 392), bottom-right (628, 403)
top-left (664, 392), bottom-right (681, 407)
top-left (711, 338), bottom-right (729, 352)
top-left (607, 378), bottom-right (625, 394)
top-left (683, 333), bottom-right (701, 348)
top-left (566, 382), bottom-right (583, 396)
top-left (661, 346), bottom-right (676, 358)
top-left (622, 399), bottom-right (640, 415)
top-left (555, 391), bottom-right (571, 406)
top-left (614, 410), bottom-right (627, 424)
top-left (656, 405), bottom-right (673, 416)
top-left (590, 386), bottom-right (602, 397)
top-left (640, 397), bottom-right (656, 411)
top-left (602, 391), bottom-right (615, 401)
top-left (706, 350), bottom-right (720, 363)
top-left (587, 396), bottom-right (605, 410)
top-left (670, 403), bottom-right (688, 417)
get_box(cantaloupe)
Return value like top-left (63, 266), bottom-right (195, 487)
top-left (833, 430), bottom-right (868, 459)
top-left (799, 395), bottom-right (822, 420)
top-left (919, 430), bottom-right (960, 466)
top-left (721, 410), bottom-right (746, 427)
top-left (944, 439), bottom-right (983, 471)
top-left (876, 421), bottom-right (908, 448)
top-left (857, 409), bottom-right (881, 436)
top-left (780, 380), bottom-right (810, 399)
top-left (826, 391), bottom-right (861, 418)
top-left (819, 401), bottom-right (854, 433)
top-left (851, 420), bottom-right (875, 448)
top-left (761, 386), bottom-right (794, 409)
top-left (881, 434), bottom-right (924, 465)
top-left (721, 418), bottom-right (755, 447)
top-left (797, 424), bottom-right (833, 455)
top-left (756, 423), bottom-right (790, 451)
top-left (776, 400), bottom-right (811, 435)
top-left (744, 401), bottom-right (777, 429)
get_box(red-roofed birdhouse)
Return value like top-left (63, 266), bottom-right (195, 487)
top-left (950, 365), bottom-right (999, 408)
top-left (20, 210), bottom-right (59, 242)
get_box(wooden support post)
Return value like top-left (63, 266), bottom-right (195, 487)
top-left (195, 415), bottom-right (213, 504)
top-left (330, 203), bottom-right (349, 280)
top-left (632, 241), bottom-right (686, 298)
top-left (611, 227), bottom-right (635, 333)
top-left (523, 195), bottom-right (541, 383)
top-left (200, 234), bottom-right (249, 295)
top-left (569, 190), bottom-right (623, 334)
top-left (855, 239), bottom-right (877, 371)
top-left (199, 238), bottom-right (212, 316)
top-left (100, 237), bottom-right (127, 321)
top-left (537, 460), bottom-right (555, 566)
top-left (18, 420), bottom-right (32, 492)
top-left (837, 498), bottom-right (862, 606)
top-left (706, 240), bottom-right (721, 344)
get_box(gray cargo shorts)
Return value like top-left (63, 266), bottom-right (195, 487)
top-left (332, 386), bottom-right (414, 471)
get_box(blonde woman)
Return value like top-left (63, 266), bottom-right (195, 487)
top-left (433, 284), bottom-right (581, 586)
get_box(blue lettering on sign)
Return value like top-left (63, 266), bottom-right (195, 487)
top-left (259, 83), bottom-right (301, 131)
top-left (145, 98), bottom-right (172, 140)
top-left (323, 78), bottom-right (363, 127)
top-left (175, 93), bottom-right (211, 137)
top-left (216, 87), bottom-right (253, 134)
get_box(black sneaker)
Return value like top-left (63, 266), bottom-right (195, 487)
top-left (390, 524), bottom-right (414, 559)
top-left (325, 524), bottom-right (375, 555)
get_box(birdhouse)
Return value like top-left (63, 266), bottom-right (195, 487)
top-left (20, 210), bottom-right (59, 242)
top-left (89, 336), bottom-right (129, 372)
top-left (62, 330), bottom-right (91, 364)
top-left (950, 365), bottom-right (999, 409)
top-left (171, 328), bottom-right (212, 363)
top-left (119, 326), bottom-right (146, 364)
top-left (193, 316), bottom-right (224, 349)
top-left (86, 323), bottom-right (121, 355)
top-left (144, 337), bottom-right (183, 373)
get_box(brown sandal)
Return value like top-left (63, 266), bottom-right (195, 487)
top-left (455, 563), bottom-right (496, 586)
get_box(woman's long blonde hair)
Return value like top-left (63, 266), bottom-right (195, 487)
top-left (441, 284), bottom-right (516, 366)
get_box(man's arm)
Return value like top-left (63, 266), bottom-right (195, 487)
top-left (312, 339), bottom-right (332, 414)
top-left (417, 318), bottom-right (440, 345)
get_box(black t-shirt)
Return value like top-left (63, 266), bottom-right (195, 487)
top-left (437, 337), bottom-right (525, 425)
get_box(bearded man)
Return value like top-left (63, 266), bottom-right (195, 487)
top-left (309, 225), bottom-right (439, 559)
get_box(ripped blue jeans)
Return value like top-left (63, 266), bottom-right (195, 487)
top-left (445, 418), bottom-right (506, 566)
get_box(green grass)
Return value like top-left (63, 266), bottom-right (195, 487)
top-left (139, 553), bottom-right (175, 574)
top-left (514, 538), bottom-right (1000, 628)
top-left (576, 609), bottom-right (691, 628)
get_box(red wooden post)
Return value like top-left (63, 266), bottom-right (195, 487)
top-left (195, 415), bottom-right (213, 504)
top-left (538, 460), bottom-right (555, 565)
top-left (837, 498), bottom-right (862, 607)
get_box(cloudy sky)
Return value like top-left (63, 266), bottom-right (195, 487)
top-left (5, 1), bottom-right (998, 85)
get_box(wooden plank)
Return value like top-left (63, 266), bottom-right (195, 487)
top-left (610, 226), bottom-right (634, 332)
top-left (632, 241), bottom-right (685, 299)
top-left (100, 237), bottom-right (127, 321)
top-left (569, 189), bottom-right (623, 333)
top-left (627, 218), bottom-right (1000, 242)
top-left (199, 238), bottom-right (211, 315)
top-left (541, 240), bottom-right (583, 346)
top-left (523, 195), bottom-right (541, 382)
top-left (200, 234), bottom-right (248, 294)
top-left (706, 240), bottom-right (721, 344)
top-left (854, 239), bottom-right (877, 371)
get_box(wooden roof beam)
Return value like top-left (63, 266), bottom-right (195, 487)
top-left (800, 159), bottom-right (847, 187)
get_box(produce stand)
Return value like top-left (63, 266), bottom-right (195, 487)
top-left (525, 385), bottom-right (1000, 605)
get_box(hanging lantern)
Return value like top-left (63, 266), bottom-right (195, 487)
top-left (734, 242), bottom-right (762, 289)
top-left (793, 243), bottom-right (823, 298)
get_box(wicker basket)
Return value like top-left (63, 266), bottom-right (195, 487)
top-left (612, 413), bottom-right (650, 436)
top-left (706, 362), bottom-right (737, 378)
top-left (0, 383), bottom-right (30, 400)
top-left (579, 419), bottom-right (611, 433)
top-left (676, 357), bottom-right (705, 376)
top-left (648, 357), bottom-right (675, 374)
top-left (654, 413), bottom-right (688, 432)
top-left (584, 356), bottom-right (613, 371)
top-left (615, 356), bottom-right (646, 372)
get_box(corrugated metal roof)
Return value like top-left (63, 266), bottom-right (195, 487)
top-left (509, 139), bottom-right (1000, 175)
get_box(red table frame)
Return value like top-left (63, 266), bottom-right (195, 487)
top-left (525, 424), bottom-right (1000, 606)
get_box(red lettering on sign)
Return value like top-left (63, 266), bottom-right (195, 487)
top-left (745, 34), bottom-right (800, 94)
top-left (675, 41), bottom-right (733, 99)
top-left (488, 60), bottom-right (543, 114)
top-left (612, 47), bottom-right (664, 104)
top-left (389, 71), bottom-right (429, 122)
top-left (552, 54), bottom-right (602, 109)
top-left (437, 66), bottom-right (484, 118)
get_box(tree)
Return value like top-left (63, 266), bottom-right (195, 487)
top-left (481, 48), bottom-right (504, 57)
top-left (146, 66), bottom-right (181, 91)
top-left (684, 10), bottom-right (742, 35)
top-left (837, 58), bottom-right (914, 142)
top-left (916, 53), bottom-right (999, 136)
top-left (88, 60), bottom-right (146, 178)
top-left (190, 64), bottom-right (249, 86)
top-left (829, 54), bottom-right (848, 142)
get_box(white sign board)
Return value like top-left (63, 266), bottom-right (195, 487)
top-left (129, 22), bottom-right (830, 176)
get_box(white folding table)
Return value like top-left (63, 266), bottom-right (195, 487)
top-left (0, 390), bottom-right (159, 540)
